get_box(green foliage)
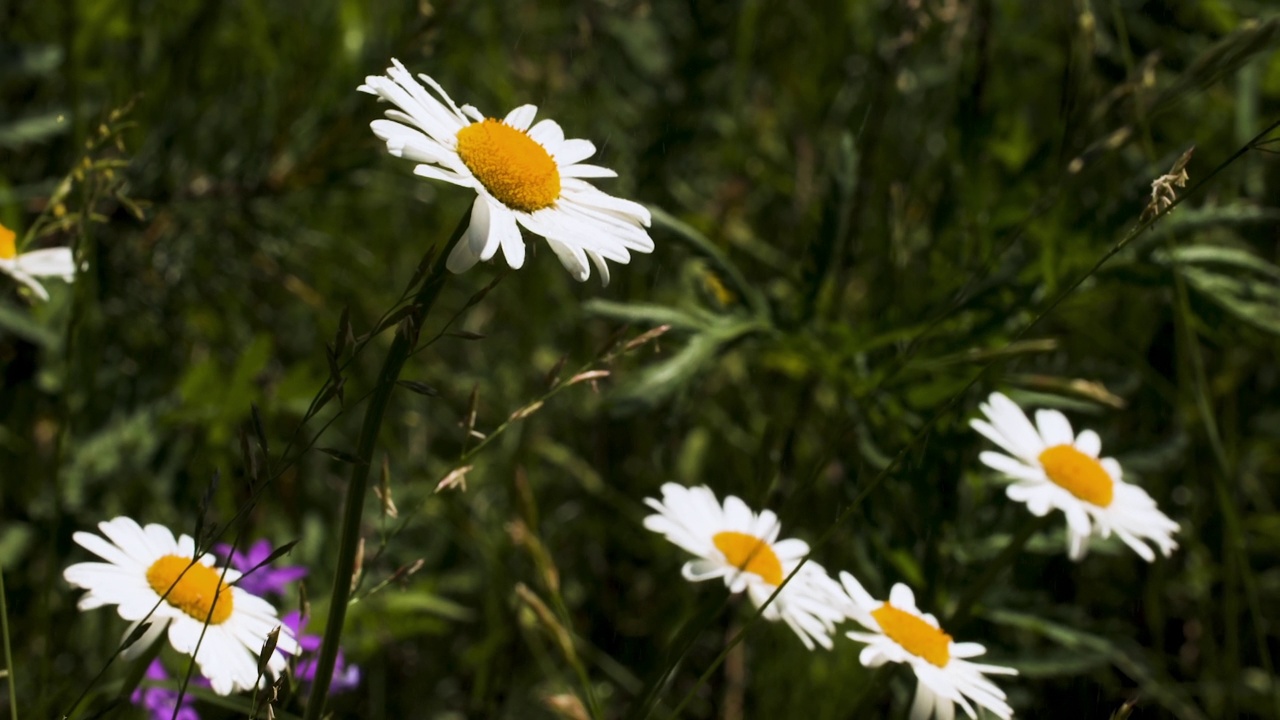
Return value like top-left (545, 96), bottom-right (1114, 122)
top-left (2, 0), bottom-right (1280, 718)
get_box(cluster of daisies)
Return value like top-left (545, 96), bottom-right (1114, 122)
top-left (643, 392), bottom-right (1180, 720)
top-left (55, 59), bottom-right (1182, 718)
top-left (57, 59), bottom-right (656, 710)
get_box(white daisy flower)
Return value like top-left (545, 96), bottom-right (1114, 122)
top-left (359, 59), bottom-right (654, 285)
top-left (840, 573), bottom-right (1016, 720)
top-left (0, 223), bottom-right (75, 301)
top-left (642, 483), bottom-right (848, 650)
top-left (970, 391), bottom-right (1180, 561)
top-left (63, 517), bottom-right (300, 696)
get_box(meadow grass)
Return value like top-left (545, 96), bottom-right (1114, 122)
top-left (3, 1), bottom-right (1280, 718)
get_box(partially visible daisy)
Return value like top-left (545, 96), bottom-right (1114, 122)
top-left (0, 222), bottom-right (75, 301)
top-left (218, 541), bottom-right (361, 692)
top-left (642, 483), bottom-right (848, 650)
top-left (359, 59), bottom-right (654, 285)
top-left (971, 391), bottom-right (1179, 561)
top-left (840, 573), bottom-right (1016, 720)
top-left (63, 517), bottom-right (300, 695)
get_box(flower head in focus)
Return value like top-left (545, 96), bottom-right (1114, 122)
top-left (359, 59), bottom-right (654, 285)
top-left (0, 222), bottom-right (75, 301)
top-left (63, 517), bottom-right (299, 695)
top-left (642, 483), bottom-right (847, 650)
top-left (971, 391), bottom-right (1180, 561)
top-left (841, 573), bottom-right (1016, 720)
top-left (216, 539), bottom-right (308, 599)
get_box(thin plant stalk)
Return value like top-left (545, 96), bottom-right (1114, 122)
top-left (1, 568), bottom-right (18, 720)
top-left (303, 210), bottom-right (470, 717)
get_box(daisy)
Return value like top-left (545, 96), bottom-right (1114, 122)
top-left (642, 483), bottom-right (848, 650)
top-left (0, 222), bottom-right (75, 301)
top-left (63, 517), bottom-right (300, 696)
top-left (359, 59), bottom-right (654, 285)
top-left (970, 391), bottom-right (1179, 561)
top-left (840, 573), bottom-right (1016, 720)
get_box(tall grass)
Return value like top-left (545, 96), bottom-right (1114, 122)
top-left (2, 1), bottom-right (1280, 718)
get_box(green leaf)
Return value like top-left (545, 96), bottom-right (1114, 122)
top-left (989, 609), bottom-right (1208, 720)
top-left (0, 110), bottom-right (71, 147)
top-left (0, 301), bottom-right (58, 347)
top-left (1156, 245), bottom-right (1280, 335)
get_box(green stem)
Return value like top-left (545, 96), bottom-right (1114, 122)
top-left (303, 210), bottom-right (469, 717)
top-left (1, 568), bottom-right (18, 720)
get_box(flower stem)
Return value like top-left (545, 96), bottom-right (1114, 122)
top-left (303, 210), bottom-right (470, 717)
top-left (1, 568), bottom-right (19, 720)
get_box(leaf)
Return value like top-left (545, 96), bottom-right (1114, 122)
top-left (989, 610), bottom-right (1207, 720)
top-left (318, 447), bottom-right (360, 464)
top-left (1156, 245), bottom-right (1280, 335)
top-left (610, 317), bottom-right (766, 413)
top-left (649, 206), bottom-right (767, 315)
top-left (333, 305), bottom-right (352, 358)
top-left (250, 403), bottom-right (269, 458)
top-left (0, 301), bottom-right (59, 347)
top-left (0, 110), bottom-right (71, 147)
top-left (396, 380), bottom-right (440, 397)
top-left (582, 299), bottom-right (710, 331)
top-left (1152, 18), bottom-right (1280, 118)
top-left (1162, 245), bottom-right (1280, 281)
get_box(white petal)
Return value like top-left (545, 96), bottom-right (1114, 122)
top-left (0, 262), bottom-right (50, 300)
top-left (910, 680), bottom-right (934, 720)
top-left (586, 250), bottom-right (612, 286)
top-left (503, 104), bottom-right (538, 131)
top-left (412, 163), bottom-right (473, 187)
top-left (541, 236), bottom-right (590, 282)
top-left (1067, 528), bottom-right (1090, 560)
top-left (978, 451), bottom-right (1045, 482)
top-left (466, 194), bottom-right (496, 261)
top-left (984, 393), bottom-right (1046, 459)
top-left (1035, 409), bottom-right (1074, 447)
top-left (1074, 429), bottom-right (1102, 457)
top-left (15, 247), bottom-right (75, 280)
top-left (889, 583), bottom-right (917, 612)
top-left (552, 138), bottom-right (597, 165)
top-left (527, 119), bottom-right (565, 146)
top-left (560, 163), bottom-right (618, 178)
top-left (682, 559), bottom-right (728, 583)
top-left (490, 203), bottom-right (526, 268)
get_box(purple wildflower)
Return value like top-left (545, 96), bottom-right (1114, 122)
top-left (282, 611), bottom-right (361, 693)
top-left (131, 659), bottom-right (200, 720)
top-left (215, 539), bottom-right (308, 598)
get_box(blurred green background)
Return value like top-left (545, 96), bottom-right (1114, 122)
top-left (3, 0), bottom-right (1280, 717)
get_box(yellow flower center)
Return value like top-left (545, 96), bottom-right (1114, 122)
top-left (1038, 444), bottom-right (1114, 507)
top-left (712, 531), bottom-right (783, 586)
top-left (0, 224), bottom-right (15, 260)
top-left (455, 119), bottom-right (561, 213)
top-left (872, 602), bottom-right (952, 667)
top-left (145, 555), bottom-right (234, 624)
